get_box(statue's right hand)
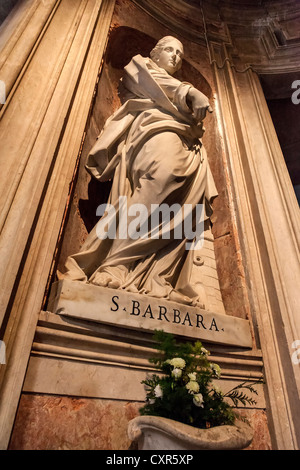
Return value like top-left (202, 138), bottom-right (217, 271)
top-left (187, 88), bottom-right (212, 122)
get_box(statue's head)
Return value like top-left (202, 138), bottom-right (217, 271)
top-left (150, 36), bottom-right (184, 75)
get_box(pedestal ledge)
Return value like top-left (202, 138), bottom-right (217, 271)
top-left (128, 415), bottom-right (253, 450)
top-left (48, 280), bottom-right (253, 347)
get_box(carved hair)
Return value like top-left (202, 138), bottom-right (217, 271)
top-left (150, 36), bottom-right (184, 63)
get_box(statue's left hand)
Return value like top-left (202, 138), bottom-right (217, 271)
top-left (187, 88), bottom-right (213, 122)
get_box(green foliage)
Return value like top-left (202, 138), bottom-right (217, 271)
top-left (224, 381), bottom-right (259, 407)
top-left (139, 330), bottom-right (262, 429)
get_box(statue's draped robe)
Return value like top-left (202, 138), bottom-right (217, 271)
top-left (59, 55), bottom-right (217, 302)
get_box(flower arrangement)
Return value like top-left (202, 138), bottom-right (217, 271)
top-left (140, 330), bottom-right (260, 429)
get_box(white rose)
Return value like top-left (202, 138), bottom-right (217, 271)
top-left (172, 368), bottom-right (182, 379)
top-left (186, 381), bottom-right (200, 394)
top-left (212, 385), bottom-right (223, 396)
top-left (154, 384), bottom-right (163, 398)
top-left (169, 358), bottom-right (186, 369)
top-left (188, 372), bottom-right (197, 381)
top-left (210, 363), bottom-right (221, 378)
top-left (193, 393), bottom-right (204, 408)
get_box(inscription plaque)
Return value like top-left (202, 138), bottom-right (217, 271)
top-left (49, 280), bottom-right (252, 348)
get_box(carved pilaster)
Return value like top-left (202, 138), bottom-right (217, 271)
top-left (0, 0), bottom-right (116, 449)
top-left (211, 43), bottom-right (300, 449)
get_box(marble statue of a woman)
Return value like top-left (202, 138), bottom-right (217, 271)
top-left (59, 36), bottom-right (217, 306)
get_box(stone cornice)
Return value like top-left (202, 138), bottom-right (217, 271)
top-left (131, 0), bottom-right (300, 73)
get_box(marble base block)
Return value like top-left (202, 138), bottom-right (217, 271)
top-left (48, 280), bottom-right (252, 347)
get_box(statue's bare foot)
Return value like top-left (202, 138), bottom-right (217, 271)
top-left (108, 279), bottom-right (121, 289)
top-left (195, 300), bottom-right (205, 309)
top-left (169, 290), bottom-right (193, 306)
top-left (91, 272), bottom-right (112, 287)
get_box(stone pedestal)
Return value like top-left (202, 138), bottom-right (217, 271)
top-left (48, 279), bottom-right (252, 348)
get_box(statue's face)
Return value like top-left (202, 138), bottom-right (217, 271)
top-left (155, 39), bottom-right (183, 75)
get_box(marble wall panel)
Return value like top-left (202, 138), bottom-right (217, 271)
top-left (9, 393), bottom-right (271, 450)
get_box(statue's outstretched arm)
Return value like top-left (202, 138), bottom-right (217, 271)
top-left (186, 87), bottom-right (213, 122)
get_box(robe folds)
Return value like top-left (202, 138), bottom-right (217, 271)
top-left (59, 55), bottom-right (217, 304)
